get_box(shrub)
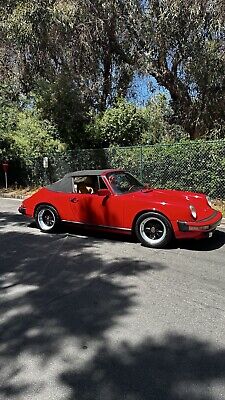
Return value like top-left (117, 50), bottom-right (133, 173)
top-left (0, 103), bottom-right (64, 186)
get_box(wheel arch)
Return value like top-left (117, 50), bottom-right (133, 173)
top-left (33, 202), bottom-right (60, 219)
top-left (132, 209), bottom-right (174, 234)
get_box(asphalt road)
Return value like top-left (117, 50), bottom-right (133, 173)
top-left (1, 197), bottom-right (225, 400)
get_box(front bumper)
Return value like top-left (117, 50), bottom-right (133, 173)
top-left (178, 210), bottom-right (222, 233)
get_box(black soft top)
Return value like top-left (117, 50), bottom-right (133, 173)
top-left (64, 169), bottom-right (121, 177)
top-left (46, 169), bottom-right (122, 193)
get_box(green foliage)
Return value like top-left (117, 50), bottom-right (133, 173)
top-left (86, 98), bottom-right (146, 147)
top-left (0, 89), bottom-right (64, 185)
top-left (9, 110), bottom-right (63, 160)
top-left (141, 94), bottom-right (188, 144)
top-left (0, 0), bottom-right (225, 193)
top-left (85, 95), bottom-right (188, 147)
top-left (1, 0), bottom-right (224, 141)
top-left (34, 77), bottom-right (89, 147)
top-left (139, 0), bottom-right (225, 138)
top-left (0, 0), bottom-right (138, 145)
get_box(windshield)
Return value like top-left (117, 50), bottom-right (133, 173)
top-left (107, 172), bottom-right (144, 194)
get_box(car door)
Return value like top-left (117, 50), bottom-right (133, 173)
top-left (69, 176), bottom-right (125, 228)
top-left (87, 192), bottom-right (125, 228)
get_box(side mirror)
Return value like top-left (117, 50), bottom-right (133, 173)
top-left (97, 189), bottom-right (111, 197)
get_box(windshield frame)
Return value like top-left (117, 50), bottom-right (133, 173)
top-left (106, 171), bottom-right (144, 194)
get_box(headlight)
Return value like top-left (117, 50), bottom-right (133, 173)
top-left (206, 196), bottom-right (212, 208)
top-left (190, 205), bottom-right (197, 220)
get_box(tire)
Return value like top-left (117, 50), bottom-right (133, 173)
top-left (135, 212), bottom-right (173, 248)
top-left (35, 205), bottom-right (59, 233)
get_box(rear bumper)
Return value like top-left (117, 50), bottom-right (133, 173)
top-left (178, 210), bottom-right (222, 233)
top-left (18, 206), bottom-right (26, 215)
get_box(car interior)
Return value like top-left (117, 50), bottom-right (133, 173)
top-left (73, 175), bottom-right (109, 194)
top-left (73, 176), bottom-right (96, 194)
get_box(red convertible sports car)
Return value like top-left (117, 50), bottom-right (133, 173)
top-left (19, 169), bottom-right (222, 248)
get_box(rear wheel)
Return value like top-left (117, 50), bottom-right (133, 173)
top-left (135, 212), bottom-right (173, 248)
top-left (35, 205), bottom-right (59, 233)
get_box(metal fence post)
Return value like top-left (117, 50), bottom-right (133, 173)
top-left (139, 146), bottom-right (143, 182)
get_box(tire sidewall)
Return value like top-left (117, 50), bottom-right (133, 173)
top-left (35, 205), bottom-right (59, 233)
top-left (135, 212), bottom-right (173, 248)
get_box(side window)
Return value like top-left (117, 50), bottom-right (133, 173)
top-left (73, 176), bottom-right (96, 194)
top-left (98, 177), bottom-right (107, 189)
top-left (73, 178), bottom-right (78, 193)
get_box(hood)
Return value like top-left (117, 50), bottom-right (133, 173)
top-left (146, 188), bottom-right (205, 203)
top-left (130, 188), bottom-right (210, 218)
top-left (132, 187), bottom-right (205, 202)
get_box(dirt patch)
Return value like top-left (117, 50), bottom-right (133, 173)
top-left (212, 199), bottom-right (225, 217)
top-left (0, 187), bottom-right (40, 199)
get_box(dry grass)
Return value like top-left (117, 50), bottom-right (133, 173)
top-left (212, 199), bottom-right (225, 217)
top-left (0, 186), bottom-right (40, 199)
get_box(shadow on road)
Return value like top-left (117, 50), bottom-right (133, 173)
top-left (50, 222), bottom-right (225, 251)
top-left (0, 211), bottom-right (225, 399)
top-left (175, 229), bottom-right (225, 251)
top-left (0, 211), bottom-right (165, 398)
top-left (61, 334), bottom-right (225, 400)
top-left (0, 211), bottom-right (28, 227)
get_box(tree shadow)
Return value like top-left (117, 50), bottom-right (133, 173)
top-left (0, 211), bottom-right (166, 398)
top-left (27, 220), bottom-right (225, 251)
top-left (59, 223), bottom-right (225, 251)
top-left (61, 334), bottom-right (225, 400)
top-left (0, 211), bottom-right (28, 228)
top-left (1, 210), bottom-right (225, 399)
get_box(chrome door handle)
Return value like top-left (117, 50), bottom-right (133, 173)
top-left (70, 198), bottom-right (78, 203)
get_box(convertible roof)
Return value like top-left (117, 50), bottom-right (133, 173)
top-left (46, 169), bottom-right (123, 193)
top-left (64, 169), bottom-right (122, 177)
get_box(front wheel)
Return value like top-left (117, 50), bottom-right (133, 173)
top-left (35, 205), bottom-right (59, 233)
top-left (135, 212), bottom-right (173, 248)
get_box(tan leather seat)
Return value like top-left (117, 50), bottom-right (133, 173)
top-left (77, 182), bottom-right (94, 194)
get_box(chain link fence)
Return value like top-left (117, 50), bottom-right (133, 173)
top-left (49, 141), bottom-right (225, 200)
top-left (1, 140), bottom-right (225, 200)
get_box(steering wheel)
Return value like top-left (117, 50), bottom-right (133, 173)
top-left (128, 185), bottom-right (136, 191)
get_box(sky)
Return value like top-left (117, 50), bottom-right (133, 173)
top-left (128, 74), bottom-right (169, 106)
